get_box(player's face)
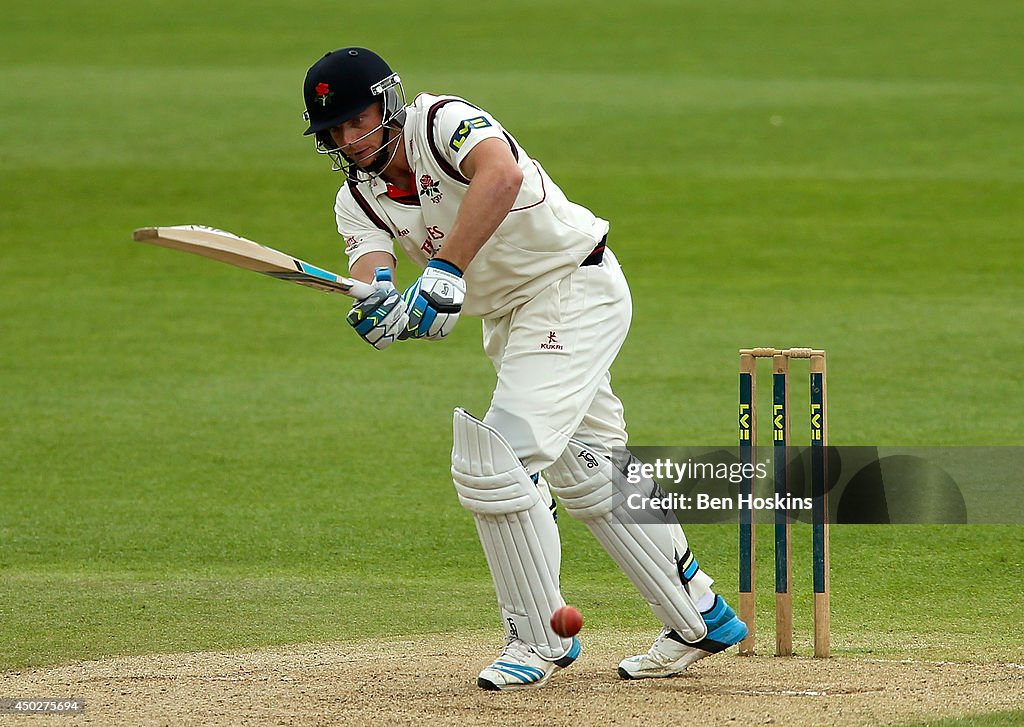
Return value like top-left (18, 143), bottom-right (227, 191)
top-left (329, 103), bottom-right (385, 168)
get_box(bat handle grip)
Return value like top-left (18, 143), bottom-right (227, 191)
top-left (346, 279), bottom-right (377, 300)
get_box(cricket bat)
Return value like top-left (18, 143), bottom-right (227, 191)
top-left (132, 225), bottom-right (375, 299)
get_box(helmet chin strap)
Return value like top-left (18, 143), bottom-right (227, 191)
top-left (347, 124), bottom-right (404, 182)
top-left (365, 125), bottom-right (393, 174)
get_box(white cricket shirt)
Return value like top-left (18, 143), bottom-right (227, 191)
top-left (335, 93), bottom-right (609, 319)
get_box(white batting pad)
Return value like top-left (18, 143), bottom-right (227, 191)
top-left (546, 440), bottom-right (709, 642)
top-left (451, 408), bottom-right (570, 659)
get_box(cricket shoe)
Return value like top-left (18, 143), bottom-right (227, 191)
top-left (618, 595), bottom-right (748, 680)
top-left (477, 637), bottom-right (581, 691)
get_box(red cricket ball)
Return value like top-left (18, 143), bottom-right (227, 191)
top-left (550, 605), bottom-right (583, 637)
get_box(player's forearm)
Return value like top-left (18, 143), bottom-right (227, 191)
top-left (437, 163), bottom-right (523, 272)
top-left (351, 251), bottom-right (396, 283)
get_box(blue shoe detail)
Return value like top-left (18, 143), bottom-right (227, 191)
top-left (618, 596), bottom-right (747, 680)
top-left (477, 637), bottom-right (580, 691)
top-left (554, 636), bottom-right (581, 667)
top-left (693, 596), bottom-right (748, 652)
top-left (491, 663), bottom-right (545, 683)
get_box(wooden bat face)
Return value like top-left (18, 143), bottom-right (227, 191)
top-left (132, 225), bottom-right (374, 299)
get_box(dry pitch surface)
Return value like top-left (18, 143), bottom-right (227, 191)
top-left (2, 633), bottom-right (1021, 726)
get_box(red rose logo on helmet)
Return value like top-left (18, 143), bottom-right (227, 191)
top-left (315, 82), bottom-right (333, 106)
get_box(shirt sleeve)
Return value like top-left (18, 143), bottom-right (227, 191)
top-left (431, 100), bottom-right (511, 175)
top-left (334, 185), bottom-right (396, 270)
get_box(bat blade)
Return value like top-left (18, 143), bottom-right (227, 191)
top-left (132, 225), bottom-right (375, 299)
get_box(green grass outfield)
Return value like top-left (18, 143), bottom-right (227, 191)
top-left (1, 0), bottom-right (1022, 701)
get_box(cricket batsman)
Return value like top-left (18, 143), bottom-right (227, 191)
top-left (301, 47), bottom-right (748, 690)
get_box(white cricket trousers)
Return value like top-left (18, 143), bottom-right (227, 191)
top-left (481, 249), bottom-right (632, 473)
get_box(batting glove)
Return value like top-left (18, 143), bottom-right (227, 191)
top-left (346, 267), bottom-right (409, 350)
top-left (402, 259), bottom-right (466, 340)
